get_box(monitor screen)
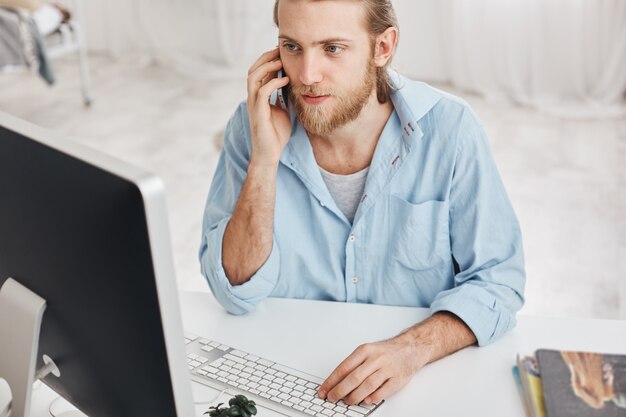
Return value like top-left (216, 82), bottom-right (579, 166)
top-left (0, 112), bottom-right (194, 417)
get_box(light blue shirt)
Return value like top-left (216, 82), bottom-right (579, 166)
top-left (199, 72), bottom-right (525, 346)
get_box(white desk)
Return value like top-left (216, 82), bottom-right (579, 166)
top-left (26, 291), bottom-right (626, 417)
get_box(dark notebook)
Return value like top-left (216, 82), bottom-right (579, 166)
top-left (536, 349), bottom-right (626, 417)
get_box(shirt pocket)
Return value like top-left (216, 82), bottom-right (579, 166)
top-left (387, 195), bottom-right (450, 271)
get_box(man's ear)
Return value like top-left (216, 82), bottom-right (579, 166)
top-left (373, 26), bottom-right (398, 67)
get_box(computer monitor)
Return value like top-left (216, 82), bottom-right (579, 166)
top-left (0, 111), bottom-right (195, 417)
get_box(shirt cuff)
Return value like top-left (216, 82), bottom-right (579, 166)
top-left (429, 283), bottom-right (515, 346)
top-left (201, 216), bottom-right (280, 314)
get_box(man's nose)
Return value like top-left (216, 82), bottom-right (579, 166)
top-left (299, 52), bottom-right (323, 86)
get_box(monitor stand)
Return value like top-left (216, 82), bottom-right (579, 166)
top-left (0, 278), bottom-right (53, 417)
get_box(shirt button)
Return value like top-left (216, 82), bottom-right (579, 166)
top-left (349, 234), bottom-right (356, 242)
top-left (320, 201), bottom-right (325, 207)
top-left (351, 276), bottom-right (359, 284)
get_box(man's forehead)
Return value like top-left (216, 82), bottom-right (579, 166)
top-left (277, 0), bottom-right (368, 41)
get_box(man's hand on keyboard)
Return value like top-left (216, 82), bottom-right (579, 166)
top-left (316, 332), bottom-right (430, 406)
top-left (317, 312), bottom-right (477, 406)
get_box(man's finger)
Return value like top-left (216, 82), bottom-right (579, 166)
top-left (248, 47), bottom-right (280, 76)
top-left (257, 76), bottom-right (290, 105)
top-left (343, 369), bottom-right (388, 405)
top-left (325, 361), bottom-right (379, 403)
top-left (247, 59), bottom-right (284, 106)
top-left (364, 378), bottom-right (400, 405)
top-left (318, 347), bottom-right (369, 399)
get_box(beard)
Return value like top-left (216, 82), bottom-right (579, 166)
top-left (289, 59), bottom-right (377, 137)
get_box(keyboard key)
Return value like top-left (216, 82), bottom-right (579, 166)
top-left (217, 344), bottom-right (229, 351)
top-left (201, 345), bottom-right (214, 353)
top-left (250, 389), bottom-right (260, 395)
top-left (348, 405), bottom-right (369, 414)
top-left (304, 410), bottom-right (315, 416)
top-left (258, 386), bottom-right (269, 393)
top-left (294, 405), bottom-right (305, 411)
top-left (306, 388), bottom-right (318, 396)
top-left (255, 364), bottom-right (268, 371)
top-left (268, 389), bottom-right (280, 397)
top-left (230, 349), bottom-right (247, 358)
top-left (296, 378), bottom-right (307, 385)
top-left (275, 371), bottom-right (287, 378)
top-left (345, 411), bottom-right (364, 417)
top-left (322, 410), bottom-right (334, 416)
top-left (258, 359), bottom-right (274, 367)
top-left (265, 368), bottom-right (277, 375)
top-left (259, 379), bottom-right (271, 386)
top-left (244, 366), bottom-right (256, 374)
top-left (270, 383), bottom-right (281, 390)
top-left (249, 375), bottom-right (261, 383)
top-left (279, 386), bottom-right (291, 394)
top-left (223, 360), bottom-right (235, 367)
top-left (209, 341), bottom-right (220, 348)
top-left (300, 400), bottom-right (313, 408)
top-left (278, 393), bottom-right (290, 401)
top-left (323, 402), bottom-right (335, 409)
top-left (301, 394), bottom-right (314, 402)
top-left (203, 366), bottom-right (219, 374)
top-left (294, 384), bottom-right (306, 392)
top-left (198, 338), bottom-right (210, 345)
top-left (260, 392), bottom-right (271, 399)
top-left (253, 371), bottom-right (265, 378)
top-left (284, 381), bottom-right (296, 388)
top-left (225, 354), bottom-right (247, 364)
top-left (281, 400), bottom-right (294, 407)
top-left (233, 364), bottom-right (245, 370)
top-left (245, 354), bottom-right (259, 362)
top-left (240, 372), bottom-right (251, 379)
top-left (312, 398), bottom-right (324, 405)
top-left (311, 404), bottom-right (324, 412)
top-left (285, 375), bottom-right (297, 382)
top-left (275, 378), bottom-right (286, 385)
top-left (306, 382), bottom-right (318, 389)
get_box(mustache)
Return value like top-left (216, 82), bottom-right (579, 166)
top-left (290, 85), bottom-right (335, 97)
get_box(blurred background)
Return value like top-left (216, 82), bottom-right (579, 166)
top-left (1, 0), bottom-right (625, 321)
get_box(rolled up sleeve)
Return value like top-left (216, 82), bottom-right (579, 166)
top-left (198, 102), bottom-right (280, 314)
top-left (429, 108), bottom-right (526, 346)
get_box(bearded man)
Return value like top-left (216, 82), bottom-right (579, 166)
top-left (199, 0), bottom-right (526, 407)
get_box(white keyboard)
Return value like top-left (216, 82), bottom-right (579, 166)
top-left (185, 333), bottom-right (382, 417)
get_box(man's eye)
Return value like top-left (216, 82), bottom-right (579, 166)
top-left (284, 43), bottom-right (299, 52)
top-left (326, 45), bottom-right (343, 54)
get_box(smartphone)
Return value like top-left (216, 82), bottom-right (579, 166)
top-left (275, 68), bottom-right (289, 110)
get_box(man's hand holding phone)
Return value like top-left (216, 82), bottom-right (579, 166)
top-left (246, 47), bottom-right (291, 168)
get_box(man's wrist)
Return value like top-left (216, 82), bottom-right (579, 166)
top-left (395, 311), bottom-right (477, 367)
top-left (248, 157), bottom-right (280, 175)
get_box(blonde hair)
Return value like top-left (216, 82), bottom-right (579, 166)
top-left (273, 0), bottom-right (399, 103)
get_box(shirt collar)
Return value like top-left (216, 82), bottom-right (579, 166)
top-left (387, 69), bottom-right (443, 150)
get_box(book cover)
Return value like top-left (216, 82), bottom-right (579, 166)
top-left (517, 354), bottom-right (547, 417)
top-left (536, 349), bottom-right (626, 417)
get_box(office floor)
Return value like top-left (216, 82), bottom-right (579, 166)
top-left (1, 54), bottom-right (625, 320)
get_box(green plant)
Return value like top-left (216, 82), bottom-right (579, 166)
top-left (204, 394), bottom-right (257, 417)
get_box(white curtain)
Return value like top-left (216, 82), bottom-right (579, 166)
top-left (80, 0), bottom-right (626, 116)
top-left (133, 0), bottom-right (277, 79)
top-left (437, 0), bottom-right (626, 116)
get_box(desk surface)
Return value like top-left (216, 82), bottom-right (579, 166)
top-left (28, 291), bottom-right (626, 416)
